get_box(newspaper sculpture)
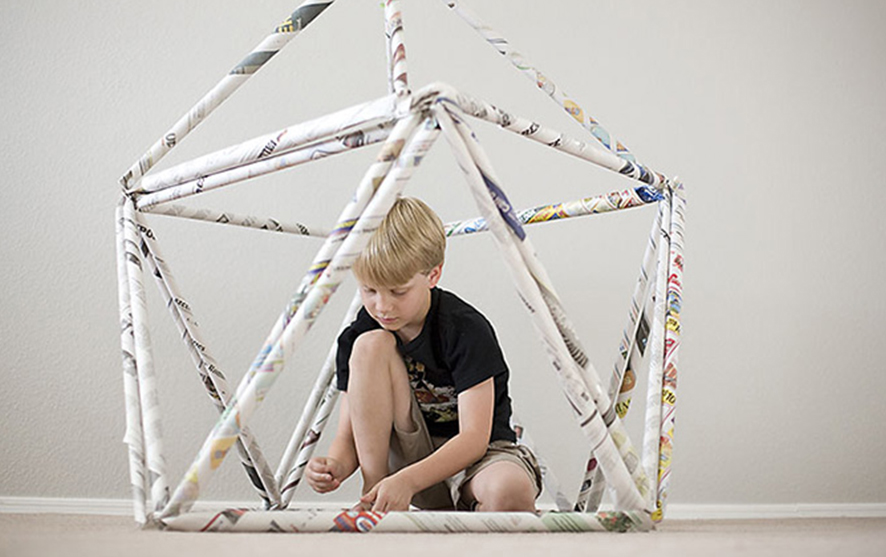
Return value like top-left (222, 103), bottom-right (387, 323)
top-left (116, 0), bottom-right (685, 533)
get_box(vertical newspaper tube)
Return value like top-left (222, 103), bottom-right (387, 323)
top-left (121, 199), bottom-right (170, 516)
top-left (115, 199), bottom-right (148, 524)
top-left (641, 190), bottom-right (672, 513)
top-left (384, 0), bottom-right (409, 96)
top-left (655, 183), bottom-right (686, 521)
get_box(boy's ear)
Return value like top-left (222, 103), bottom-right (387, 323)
top-left (427, 264), bottom-right (443, 288)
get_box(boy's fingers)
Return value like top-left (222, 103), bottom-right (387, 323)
top-left (310, 465), bottom-right (332, 478)
top-left (349, 500), bottom-right (371, 512)
top-left (310, 458), bottom-right (326, 470)
top-left (360, 487), bottom-right (377, 504)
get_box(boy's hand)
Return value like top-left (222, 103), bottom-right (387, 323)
top-left (305, 456), bottom-right (346, 493)
top-left (360, 473), bottom-right (415, 512)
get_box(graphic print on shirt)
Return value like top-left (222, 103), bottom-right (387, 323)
top-left (404, 355), bottom-right (458, 424)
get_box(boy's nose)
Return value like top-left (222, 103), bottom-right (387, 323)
top-left (375, 294), bottom-right (393, 313)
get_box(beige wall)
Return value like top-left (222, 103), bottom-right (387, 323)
top-left (1, 0), bottom-right (884, 510)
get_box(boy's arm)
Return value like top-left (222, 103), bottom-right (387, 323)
top-left (361, 378), bottom-right (495, 511)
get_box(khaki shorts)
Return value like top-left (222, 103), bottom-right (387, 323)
top-left (389, 395), bottom-right (543, 510)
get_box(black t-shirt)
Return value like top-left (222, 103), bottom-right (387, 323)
top-left (336, 287), bottom-right (516, 442)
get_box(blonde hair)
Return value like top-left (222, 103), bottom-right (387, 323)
top-left (353, 197), bottom-right (446, 287)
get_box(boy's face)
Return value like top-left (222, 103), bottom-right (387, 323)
top-left (358, 265), bottom-right (442, 343)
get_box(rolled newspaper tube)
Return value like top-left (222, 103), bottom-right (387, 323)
top-left (136, 122), bottom-right (394, 210)
top-left (115, 200), bottom-right (149, 525)
top-left (149, 185), bottom-right (659, 242)
top-left (137, 218), bottom-right (281, 509)
top-left (572, 456), bottom-right (601, 513)
top-left (440, 88), bottom-right (661, 508)
top-left (436, 100), bottom-right (651, 499)
top-left (441, 0), bottom-right (638, 164)
top-left (162, 508), bottom-right (652, 533)
top-left (640, 191), bottom-right (672, 512)
top-left (283, 382), bottom-right (340, 504)
top-left (574, 213), bottom-right (661, 513)
top-left (145, 204), bottom-right (331, 238)
top-left (438, 100), bottom-right (632, 483)
top-left (435, 104), bottom-right (646, 512)
top-left (276, 291), bottom-right (363, 504)
top-left (655, 182), bottom-right (686, 521)
top-left (138, 95), bottom-right (397, 196)
top-left (384, 0), bottom-right (409, 96)
top-left (148, 113), bottom-right (416, 483)
top-left (610, 211), bottom-right (662, 408)
top-left (444, 186), bottom-right (662, 237)
top-left (120, 0), bottom-right (338, 192)
top-left (121, 200), bottom-right (170, 515)
top-left (136, 127), bottom-right (390, 211)
top-left (441, 91), bottom-right (666, 189)
top-left (231, 112), bottom-right (424, 409)
top-left (159, 116), bottom-right (441, 518)
top-left (438, 101), bottom-right (590, 383)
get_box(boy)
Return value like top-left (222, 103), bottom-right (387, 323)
top-left (306, 197), bottom-right (541, 512)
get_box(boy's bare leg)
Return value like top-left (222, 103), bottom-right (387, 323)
top-left (462, 461), bottom-right (537, 512)
top-left (347, 329), bottom-right (417, 495)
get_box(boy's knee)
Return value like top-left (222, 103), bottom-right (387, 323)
top-left (468, 463), bottom-right (537, 512)
top-left (350, 330), bottom-right (398, 365)
top-left (480, 485), bottom-right (536, 512)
